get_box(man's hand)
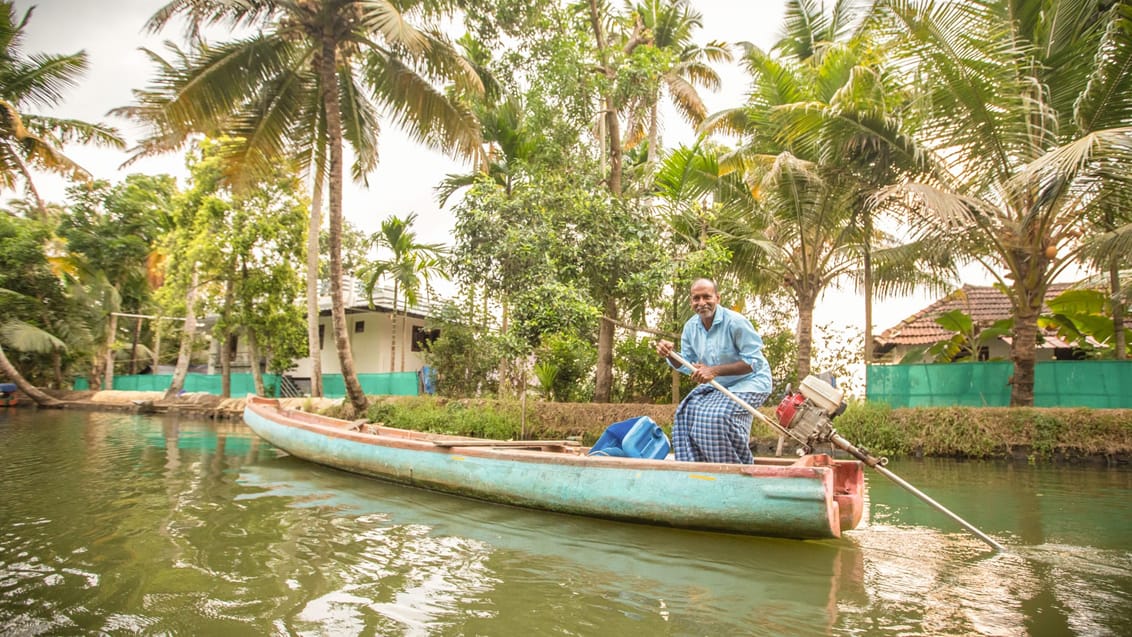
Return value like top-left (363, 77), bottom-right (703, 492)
top-left (654, 339), bottom-right (675, 358)
top-left (690, 363), bottom-right (716, 384)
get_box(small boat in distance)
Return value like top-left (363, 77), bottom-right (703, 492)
top-left (242, 396), bottom-right (865, 540)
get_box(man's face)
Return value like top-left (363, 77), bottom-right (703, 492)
top-left (689, 282), bottom-right (719, 320)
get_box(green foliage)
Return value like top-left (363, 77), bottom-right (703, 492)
top-left (364, 398), bottom-right (520, 440)
top-left (532, 360), bottom-right (558, 401)
top-left (613, 335), bottom-right (689, 403)
top-left (0, 212), bottom-right (75, 384)
top-left (0, 0), bottom-right (124, 200)
top-left (534, 332), bottom-right (596, 402)
top-left (1041, 288), bottom-right (1132, 358)
top-left (421, 300), bottom-right (520, 398)
top-left (902, 309), bottom-right (1013, 364)
top-left (830, 401), bottom-right (906, 458)
top-left (828, 403), bottom-right (1132, 460)
top-left (0, 214), bottom-right (59, 322)
top-left (510, 281), bottom-right (600, 346)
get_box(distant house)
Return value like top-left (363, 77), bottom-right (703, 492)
top-left (871, 283), bottom-right (1081, 364)
top-left (208, 280), bottom-right (444, 388)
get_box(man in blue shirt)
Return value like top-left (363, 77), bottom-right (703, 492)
top-left (654, 278), bottom-right (773, 463)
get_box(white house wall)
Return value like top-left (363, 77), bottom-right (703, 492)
top-left (306, 311), bottom-right (429, 375)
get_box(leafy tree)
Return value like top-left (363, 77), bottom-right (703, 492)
top-left (613, 334), bottom-right (690, 403)
top-left (118, 0), bottom-right (483, 414)
top-left (210, 153), bottom-right (308, 396)
top-left (421, 299), bottom-right (522, 398)
top-left (0, 1), bottom-right (123, 210)
top-left (0, 212), bottom-right (65, 403)
top-left (158, 139), bottom-right (235, 399)
top-left (451, 160), bottom-right (665, 401)
top-left (59, 175), bottom-right (177, 385)
top-left (875, 0), bottom-right (1132, 405)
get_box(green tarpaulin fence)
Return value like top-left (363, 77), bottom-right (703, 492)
top-left (73, 372), bottom-right (420, 398)
top-left (867, 360), bottom-right (1132, 408)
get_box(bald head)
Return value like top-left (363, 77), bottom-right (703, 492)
top-left (690, 278), bottom-right (718, 295)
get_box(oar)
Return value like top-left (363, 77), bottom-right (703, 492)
top-left (666, 351), bottom-right (1007, 553)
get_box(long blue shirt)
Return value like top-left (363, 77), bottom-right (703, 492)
top-left (670, 306), bottom-right (773, 395)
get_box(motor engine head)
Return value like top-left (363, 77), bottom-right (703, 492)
top-left (774, 374), bottom-right (847, 451)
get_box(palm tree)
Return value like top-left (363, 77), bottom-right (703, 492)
top-left (623, 0), bottom-right (731, 164)
top-left (875, 0), bottom-right (1132, 405)
top-left (357, 212), bottom-right (446, 372)
top-left (702, 0), bottom-right (954, 380)
top-left (0, 2), bottom-right (124, 211)
top-left (116, 0), bottom-right (483, 414)
top-left (435, 96), bottom-right (539, 206)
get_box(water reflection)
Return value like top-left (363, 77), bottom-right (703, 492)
top-left (0, 410), bottom-right (1130, 635)
top-left (239, 457), bottom-right (868, 635)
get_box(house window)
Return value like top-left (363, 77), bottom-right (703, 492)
top-left (977, 346), bottom-right (989, 361)
top-left (354, 321), bottom-right (365, 333)
top-left (228, 334), bottom-right (238, 357)
top-left (412, 326), bottom-right (440, 352)
top-left (318, 325), bottom-right (325, 350)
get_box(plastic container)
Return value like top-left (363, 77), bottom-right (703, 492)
top-left (588, 416), bottom-right (671, 459)
top-left (799, 375), bottom-right (844, 415)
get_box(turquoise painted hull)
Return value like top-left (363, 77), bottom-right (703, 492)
top-left (243, 397), bottom-right (865, 539)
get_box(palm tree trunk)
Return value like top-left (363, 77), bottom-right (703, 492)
top-left (390, 282), bottom-right (399, 373)
top-left (1009, 285), bottom-right (1042, 407)
top-left (1112, 263), bottom-right (1126, 360)
top-left (306, 172), bottom-right (324, 396)
top-left (797, 291), bottom-right (816, 380)
top-left (103, 311), bottom-right (118, 391)
top-left (164, 269), bottom-right (200, 401)
top-left (400, 308), bottom-right (409, 372)
top-left (0, 343), bottom-right (62, 407)
top-left (319, 35), bottom-right (367, 415)
top-left (863, 213), bottom-right (874, 365)
top-left (129, 317), bottom-right (142, 375)
top-left (90, 353), bottom-right (103, 391)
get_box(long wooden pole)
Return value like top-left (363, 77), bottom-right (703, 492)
top-left (666, 351), bottom-right (1006, 552)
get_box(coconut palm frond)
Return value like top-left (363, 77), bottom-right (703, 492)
top-left (0, 319), bottom-right (66, 353)
top-left (367, 51), bottom-right (483, 163)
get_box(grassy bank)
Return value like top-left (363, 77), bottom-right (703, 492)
top-left (326, 396), bottom-right (1132, 463)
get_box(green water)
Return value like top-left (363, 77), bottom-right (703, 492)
top-left (1, 409), bottom-right (1129, 636)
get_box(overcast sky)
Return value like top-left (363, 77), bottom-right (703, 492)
top-left (13, 0), bottom-right (958, 340)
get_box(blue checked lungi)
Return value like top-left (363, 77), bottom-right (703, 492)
top-left (673, 384), bottom-right (769, 464)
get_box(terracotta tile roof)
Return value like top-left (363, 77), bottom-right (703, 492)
top-left (875, 283), bottom-right (1076, 346)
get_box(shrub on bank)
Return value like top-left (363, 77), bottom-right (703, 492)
top-left (324, 396), bottom-right (1132, 461)
top-left (832, 403), bottom-right (1132, 460)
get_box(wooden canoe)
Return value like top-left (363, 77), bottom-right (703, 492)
top-left (242, 396), bottom-right (865, 539)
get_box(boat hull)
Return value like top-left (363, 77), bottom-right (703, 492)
top-left (243, 397), bottom-right (864, 539)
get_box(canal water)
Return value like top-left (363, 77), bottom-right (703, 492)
top-left (0, 409), bottom-right (1129, 636)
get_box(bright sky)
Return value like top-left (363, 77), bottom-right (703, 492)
top-left (12, 0), bottom-right (967, 343)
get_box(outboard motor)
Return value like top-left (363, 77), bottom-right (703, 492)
top-left (774, 374), bottom-right (847, 454)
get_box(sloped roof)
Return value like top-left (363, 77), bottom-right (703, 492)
top-left (875, 283), bottom-right (1076, 346)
